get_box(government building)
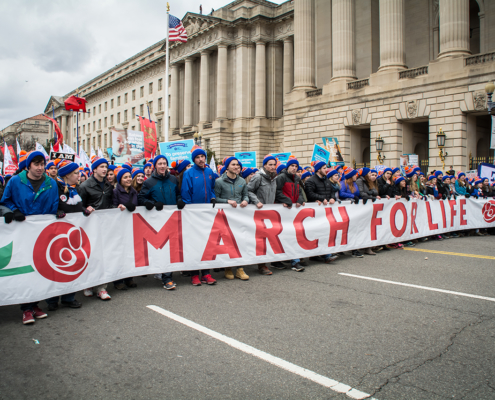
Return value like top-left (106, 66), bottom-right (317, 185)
top-left (45, 0), bottom-right (495, 171)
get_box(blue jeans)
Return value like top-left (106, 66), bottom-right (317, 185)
top-left (161, 272), bottom-right (173, 284)
top-left (291, 259), bottom-right (300, 266)
top-left (20, 302), bottom-right (39, 311)
top-left (46, 293), bottom-right (76, 305)
top-left (324, 254), bottom-right (334, 259)
top-left (189, 269), bottom-right (211, 277)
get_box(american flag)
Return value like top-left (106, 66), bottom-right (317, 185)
top-left (169, 14), bottom-right (187, 42)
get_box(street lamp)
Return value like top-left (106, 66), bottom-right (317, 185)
top-left (193, 131), bottom-right (203, 147)
top-left (375, 134), bottom-right (386, 164)
top-left (436, 127), bottom-right (448, 170)
top-left (485, 82), bottom-right (495, 115)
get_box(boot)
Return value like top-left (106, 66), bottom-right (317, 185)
top-left (364, 248), bottom-right (376, 255)
top-left (235, 268), bottom-right (249, 280)
top-left (224, 267), bottom-right (235, 280)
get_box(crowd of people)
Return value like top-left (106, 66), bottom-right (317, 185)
top-left (0, 147), bottom-right (493, 325)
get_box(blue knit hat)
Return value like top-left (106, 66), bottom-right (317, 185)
top-left (220, 166), bottom-right (226, 175)
top-left (253, 168), bottom-right (259, 173)
top-left (286, 158), bottom-right (299, 169)
top-left (91, 156), bottom-right (108, 170)
top-left (370, 169), bottom-right (377, 174)
top-left (143, 162), bottom-right (152, 170)
top-left (27, 151), bottom-right (46, 169)
top-left (107, 165), bottom-right (117, 171)
top-left (301, 171), bottom-right (312, 180)
top-left (312, 161), bottom-right (326, 173)
top-left (263, 155), bottom-right (276, 166)
top-left (382, 167), bottom-right (392, 174)
top-left (394, 176), bottom-right (405, 185)
top-left (223, 156), bottom-right (239, 170)
top-left (45, 161), bottom-right (55, 170)
top-left (117, 168), bottom-right (131, 183)
top-left (474, 178), bottom-right (483, 185)
top-left (241, 168), bottom-right (254, 179)
top-left (359, 167), bottom-right (371, 177)
top-left (132, 169), bottom-right (144, 179)
top-left (172, 159), bottom-right (190, 174)
top-left (344, 168), bottom-right (358, 180)
top-left (191, 146), bottom-right (207, 162)
top-left (457, 171), bottom-right (465, 179)
top-left (58, 160), bottom-right (79, 177)
top-left (442, 175), bottom-right (451, 182)
top-left (434, 170), bottom-right (443, 178)
top-left (153, 154), bottom-right (169, 168)
top-left (326, 169), bottom-right (339, 179)
top-left (297, 165), bottom-right (303, 171)
top-left (276, 164), bottom-right (286, 174)
top-left (392, 167), bottom-right (400, 175)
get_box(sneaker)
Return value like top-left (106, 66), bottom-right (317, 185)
top-left (352, 250), bottom-right (364, 258)
top-left (22, 310), bottom-right (35, 325)
top-left (364, 248), bottom-right (376, 255)
top-left (291, 263), bottom-right (305, 272)
top-left (396, 243), bottom-right (404, 249)
top-left (271, 261), bottom-right (287, 269)
top-left (83, 289), bottom-right (93, 297)
top-left (201, 274), bottom-right (217, 285)
top-left (163, 281), bottom-right (177, 290)
top-left (32, 306), bottom-right (47, 319)
top-left (299, 259), bottom-right (309, 266)
top-left (436, 235), bottom-right (444, 240)
top-left (324, 255), bottom-right (338, 263)
top-left (258, 265), bottom-right (273, 275)
top-left (385, 244), bottom-right (398, 249)
top-left (404, 241), bottom-right (415, 247)
top-left (97, 290), bottom-right (111, 300)
top-left (373, 246), bottom-right (383, 252)
top-left (419, 237), bottom-right (428, 242)
top-left (61, 300), bottom-right (82, 308)
top-left (450, 233), bottom-right (459, 238)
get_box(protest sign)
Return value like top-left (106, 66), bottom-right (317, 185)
top-left (466, 170), bottom-right (478, 180)
top-left (477, 163), bottom-right (495, 183)
top-left (36, 143), bottom-right (49, 159)
top-left (50, 152), bottom-right (75, 161)
top-left (0, 197), bottom-right (493, 306)
top-left (235, 151), bottom-right (257, 168)
top-left (158, 139), bottom-right (195, 163)
top-left (322, 137), bottom-right (345, 166)
top-left (271, 152), bottom-right (292, 163)
top-left (311, 144), bottom-right (330, 164)
top-left (111, 129), bottom-right (145, 167)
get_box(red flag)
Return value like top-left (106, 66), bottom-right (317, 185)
top-left (8, 145), bottom-right (18, 167)
top-left (138, 116), bottom-right (157, 159)
top-left (43, 114), bottom-right (63, 152)
top-left (64, 95), bottom-right (88, 112)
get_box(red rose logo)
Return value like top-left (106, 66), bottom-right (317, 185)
top-left (482, 200), bottom-right (495, 223)
top-left (33, 222), bottom-right (91, 283)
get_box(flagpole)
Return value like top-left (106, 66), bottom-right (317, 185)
top-left (164, 3), bottom-right (170, 143)
top-left (76, 88), bottom-right (80, 155)
top-left (51, 106), bottom-right (57, 142)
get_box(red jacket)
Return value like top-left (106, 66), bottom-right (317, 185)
top-left (275, 170), bottom-right (304, 206)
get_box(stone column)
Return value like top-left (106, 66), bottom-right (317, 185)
top-left (331, 0), bottom-right (356, 82)
top-left (438, 0), bottom-right (470, 58)
top-left (283, 37), bottom-right (294, 96)
top-left (170, 64), bottom-right (179, 129)
top-left (255, 41), bottom-right (266, 118)
top-left (293, 0), bottom-right (315, 89)
top-left (199, 51), bottom-right (210, 123)
top-left (216, 44), bottom-right (228, 119)
top-left (183, 57), bottom-right (194, 127)
top-left (378, 0), bottom-right (406, 71)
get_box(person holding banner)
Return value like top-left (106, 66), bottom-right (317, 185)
top-left (1, 151), bottom-right (59, 324)
top-left (455, 173), bottom-right (470, 197)
top-left (339, 168), bottom-right (360, 204)
top-left (377, 168), bottom-right (396, 199)
top-left (356, 168), bottom-right (380, 203)
top-left (131, 168), bottom-right (145, 193)
top-left (481, 178), bottom-right (493, 197)
top-left (79, 156), bottom-right (114, 300)
top-left (138, 155), bottom-right (185, 290)
top-left (181, 147), bottom-right (217, 286)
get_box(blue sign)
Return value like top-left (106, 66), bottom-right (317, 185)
top-left (159, 139), bottom-right (195, 163)
top-left (271, 152), bottom-right (292, 163)
top-left (235, 151), bottom-right (257, 168)
top-left (311, 144), bottom-right (330, 164)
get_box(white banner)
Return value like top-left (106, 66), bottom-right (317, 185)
top-left (36, 142), bottom-right (49, 159)
top-left (0, 198), bottom-right (494, 306)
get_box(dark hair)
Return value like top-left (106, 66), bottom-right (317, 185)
top-left (364, 174), bottom-right (377, 190)
top-left (29, 156), bottom-right (45, 167)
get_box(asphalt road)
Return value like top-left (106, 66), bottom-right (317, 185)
top-left (1, 235), bottom-right (494, 400)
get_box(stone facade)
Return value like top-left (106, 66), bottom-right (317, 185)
top-left (44, 0), bottom-right (495, 170)
top-left (0, 114), bottom-right (50, 152)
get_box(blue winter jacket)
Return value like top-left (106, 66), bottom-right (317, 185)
top-left (339, 181), bottom-right (360, 199)
top-left (138, 170), bottom-right (181, 206)
top-left (455, 180), bottom-right (467, 195)
top-left (181, 163), bottom-right (216, 204)
top-left (1, 171), bottom-right (58, 216)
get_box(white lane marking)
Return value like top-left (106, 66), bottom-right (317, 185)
top-left (339, 273), bottom-right (495, 302)
top-left (147, 305), bottom-right (376, 400)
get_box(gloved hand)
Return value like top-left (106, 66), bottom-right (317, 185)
top-left (353, 195), bottom-right (359, 205)
top-left (442, 194), bottom-right (447, 200)
top-left (362, 198), bottom-right (368, 205)
top-left (125, 202), bottom-right (136, 212)
top-left (83, 208), bottom-right (91, 217)
top-left (406, 196), bottom-right (410, 201)
top-left (145, 202), bottom-right (154, 211)
top-left (154, 201), bottom-right (164, 211)
top-left (13, 209), bottom-right (25, 222)
top-left (4, 212), bottom-right (13, 224)
top-left (465, 193), bottom-right (470, 198)
top-left (177, 199), bottom-right (186, 210)
top-left (337, 200), bottom-right (341, 204)
top-left (56, 210), bottom-right (66, 219)
top-left (372, 198), bottom-right (376, 202)
top-left (211, 198), bottom-right (216, 208)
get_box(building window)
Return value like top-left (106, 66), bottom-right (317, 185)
top-left (124, 93), bottom-right (128, 103)
top-left (158, 98), bottom-right (162, 111)
top-left (83, 139), bottom-right (85, 150)
top-left (111, 99), bottom-right (114, 109)
top-left (104, 134), bottom-right (107, 149)
top-left (158, 118), bottom-right (162, 135)
top-left (117, 96), bottom-right (121, 106)
top-left (132, 90), bottom-right (136, 100)
top-left (88, 109), bottom-right (91, 118)
top-left (158, 78), bottom-right (163, 90)
top-left (83, 125), bottom-right (86, 135)
top-left (98, 119), bottom-right (101, 129)
top-left (140, 86), bottom-right (144, 97)
top-left (93, 121), bottom-right (96, 131)
top-left (104, 117), bottom-right (107, 128)
top-left (93, 106), bottom-right (96, 115)
top-left (117, 112), bottom-right (121, 123)
top-left (98, 135), bottom-right (101, 148)
top-left (149, 101), bottom-right (153, 114)
top-left (149, 82), bottom-right (153, 94)
top-left (74, 128), bottom-right (76, 137)
top-left (132, 125), bottom-right (135, 130)
top-left (124, 109), bottom-right (128, 122)
top-left (205, 138), bottom-right (210, 149)
top-left (88, 123), bottom-right (90, 133)
top-left (104, 102), bottom-right (107, 111)
top-left (132, 107), bottom-right (135, 118)
top-left (98, 104), bottom-right (101, 113)
top-left (140, 104), bottom-right (144, 116)
top-left (110, 115), bottom-right (114, 125)
top-left (74, 115), bottom-right (76, 122)
top-left (93, 137), bottom-right (96, 149)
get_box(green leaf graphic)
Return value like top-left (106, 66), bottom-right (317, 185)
top-left (0, 242), bottom-right (35, 277)
top-left (0, 265), bottom-right (35, 277)
top-left (0, 242), bottom-right (13, 270)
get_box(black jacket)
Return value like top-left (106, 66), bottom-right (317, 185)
top-left (391, 184), bottom-right (410, 199)
top-left (377, 176), bottom-right (394, 197)
top-left (78, 175), bottom-right (114, 210)
top-left (305, 173), bottom-right (338, 202)
top-left (356, 176), bottom-right (378, 200)
top-left (57, 181), bottom-right (84, 214)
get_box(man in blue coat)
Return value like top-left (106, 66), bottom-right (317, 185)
top-left (138, 155), bottom-right (185, 290)
top-left (1, 151), bottom-right (58, 325)
top-left (180, 146), bottom-right (217, 286)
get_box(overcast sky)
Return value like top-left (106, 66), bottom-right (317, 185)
top-left (0, 0), bottom-right (284, 130)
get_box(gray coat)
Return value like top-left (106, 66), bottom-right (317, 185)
top-left (356, 176), bottom-right (379, 200)
top-left (247, 169), bottom-right (277, 205)
top-left (214, 173), bottom-right (249, 203)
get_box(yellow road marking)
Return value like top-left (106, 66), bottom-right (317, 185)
top-left (404, 248), bottom-right (495, 260)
